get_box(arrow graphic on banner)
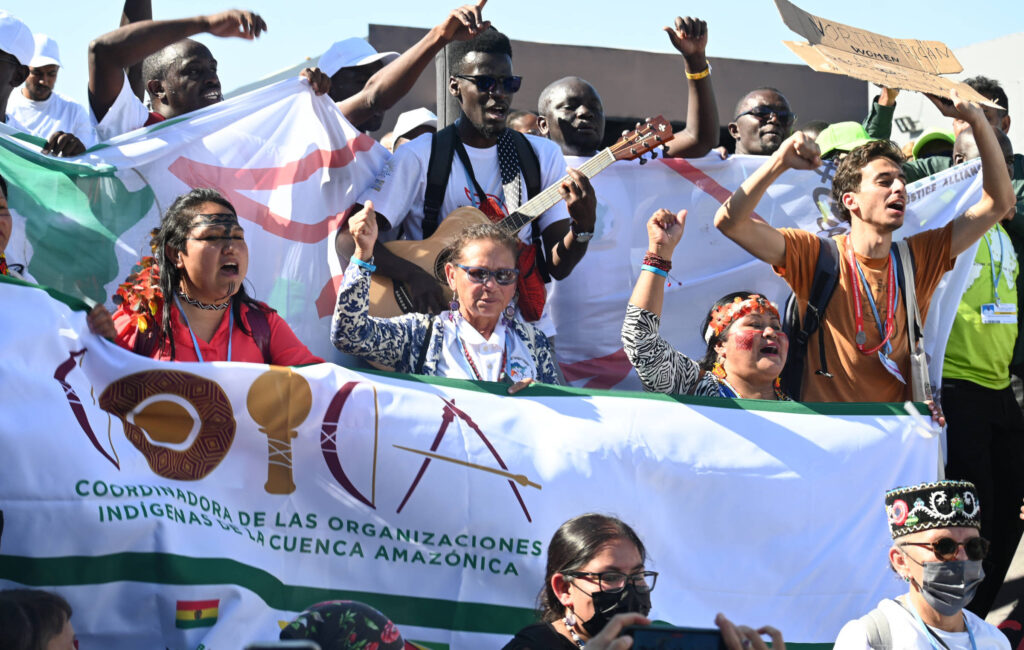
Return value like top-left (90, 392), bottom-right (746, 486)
top-left (392, 444), bottom-right (542, 490)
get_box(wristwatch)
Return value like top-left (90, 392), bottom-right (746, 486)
top-left (571, 227), bottom-right (594, 243)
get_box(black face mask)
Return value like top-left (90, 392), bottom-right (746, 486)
top-left (581, 583), bottom-right (652, 637)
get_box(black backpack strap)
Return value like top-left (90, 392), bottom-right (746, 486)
top-left (508, 130), bottom-right (551, 282)
top-left (423, 125), bottom-right (460, 238)
top-left (781, 236), bottom-right (841, 398)
top-left (416, 317), bottom-right (435, 374)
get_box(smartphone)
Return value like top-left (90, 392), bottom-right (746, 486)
top-left (244, 642), bottom-right (321, 650)
top-left (624, 625), bottom-right (726, 650)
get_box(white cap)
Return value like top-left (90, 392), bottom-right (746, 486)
top-left (393, 107), bottom-right (437, 140)
top-left (318, 37), bottom-right (398, 77)
top-left (29, 33), bottom-right (60, 68)
top-left (0, 11), bottom-right (33, 67)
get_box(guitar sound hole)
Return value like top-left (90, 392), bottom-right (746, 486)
top-left (434, 248), bottom-right (453, 282)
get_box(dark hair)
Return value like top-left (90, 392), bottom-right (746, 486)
top-left (799, 120), bottom-right (830, 141)
top-left (733, 87), bottom-right (788, 119)
top-left (0, 596), bottom-right (32, 650)
top-left (0, 589), bottom-right (72, 650)
top-left (507, 109), bottom-right (537, 124)
top-left (964, 75), bottom-right (1008, 114)
top-left (697, 291), bottom-right (759, 371)
top-left (154, 187), bottom-right (266, 359)
top-left (0, 174), bottom-right (8, 199)
top-left (538, 514), bottom-right (646, 623)
top-left (830, 139), bottom-right (905, 222)
top-left (446, 222), bottom-right (520, 264)
top-left (449, 27), bottom-right (513, 75)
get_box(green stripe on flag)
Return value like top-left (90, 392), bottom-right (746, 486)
top-left (176, 617), bottom-right (217, 629)
top-left (0, 553), bottom-right (537, 635)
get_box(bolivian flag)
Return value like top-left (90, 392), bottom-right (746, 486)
top-left (175, 599), bottom-right (219, 629)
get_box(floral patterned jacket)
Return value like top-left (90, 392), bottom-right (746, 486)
top-left (331, 264), bottom-right (563, 384)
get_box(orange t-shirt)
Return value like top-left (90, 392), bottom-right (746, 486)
top-left (775, 224), bottom-right (955, 403)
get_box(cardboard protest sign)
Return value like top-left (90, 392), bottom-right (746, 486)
top-left (775, 0), bottom-right (1000, 108)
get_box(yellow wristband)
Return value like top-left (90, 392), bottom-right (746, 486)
top-left (685, 63), bottom-right (711, 80)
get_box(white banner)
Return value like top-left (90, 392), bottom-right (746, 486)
top-left (550, 154), bottom-right (984, 392)
top-left (0, 280), bottom-right (940, 648)
top-left (0, 78), bottom-right (389, 361)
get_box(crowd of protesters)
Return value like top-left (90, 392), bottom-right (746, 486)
top-left (1, 1), bottom-right (1023, 648)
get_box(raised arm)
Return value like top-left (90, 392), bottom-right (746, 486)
top-left (944, 90), bottom-right (1016, 257)
top-left (714, 132), bottom-right (821, 267)
top-left (88, 9), bottom-right (266, 120)
top-left (339, 1), bottom-right (490, 127)
top-left (661, 17), bottom-right (719, 158)
top-left (120, 0), bottom-right (153, 102)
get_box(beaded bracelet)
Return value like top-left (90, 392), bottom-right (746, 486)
top-left (685, 63), bottom-right (712, 80)
top-left (351, 256), bottom-right (377, 273)
top-left (642, 252), bottom-right (672, 272)
top-left (641, 264), bottom-right (668, 278)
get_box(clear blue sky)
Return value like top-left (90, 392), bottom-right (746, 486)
top-left (4, 1), bottom-right (1022, 109)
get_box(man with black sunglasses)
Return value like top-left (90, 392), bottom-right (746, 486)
top-left (353, 26), bottom-right (597, 333)
top-left (834, 480), bottom-right (1008, 650)
top-left (728, 88), bottom-right (795, 156)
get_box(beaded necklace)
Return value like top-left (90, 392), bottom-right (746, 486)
top-left (448, 311), bottom-right (511, 382)
top-left (717, 376), bottom-right (787, 401)
top-left (563, 612), bottom-right (585, 648)
top-left (177, 289), bottom-right (230, 311)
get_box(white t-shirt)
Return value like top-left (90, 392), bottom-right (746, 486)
top-left (92, 73), bottom-right (152, 142)
top-left (358, 130), bottom-right (570, 242)
top-left (435, 312), bottom-right (537, 382)
top-left (8, 89), bottom-right (98, 147)
top-left (834, 598), bottom-right (1010, 650)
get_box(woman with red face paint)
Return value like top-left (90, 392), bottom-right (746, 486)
top-left (621, 209), bottom-right (790, 399)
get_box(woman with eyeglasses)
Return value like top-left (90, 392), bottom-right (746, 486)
top-left (834, 480), bottom-right (1006, 650)
top-left (621, 209), bottom-right (790, 399)
top-left (504, 513), bottom-right (786, 650)
top-left (99, 188), bottom-right (322, 364)
top-left (331, 201), bottom-right (561, 385)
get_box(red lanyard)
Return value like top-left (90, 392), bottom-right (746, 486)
top-left (846, 239), bottom-right (896, 356)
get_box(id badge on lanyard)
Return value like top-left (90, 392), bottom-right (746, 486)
top-left (981, 231), bottom-right (1018, 324)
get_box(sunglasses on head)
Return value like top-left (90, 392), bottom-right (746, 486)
top-left (900, 536), bottom-right (989, 562)
top-left (455, 263), bottom-right (519, 285)
top-left (735, 105), bottom-right (795, 125)
top-left (454, 74), bottom-right (522, 94)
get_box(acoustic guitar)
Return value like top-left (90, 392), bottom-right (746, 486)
top-left (368, 117), bottom-right (674, 317)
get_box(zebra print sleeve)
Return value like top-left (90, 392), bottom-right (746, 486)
top-left (622, 304), bottom-right (702, 395)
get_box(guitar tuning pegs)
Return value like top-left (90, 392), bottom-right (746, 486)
top-left (650, 150), bottom-right (659, 160)
top-left (661, 144), bottom-right (670, 156)
top-left (630, 147), bottom-right (638, 157)
top-left (638, 156), bottom-right (648, 165)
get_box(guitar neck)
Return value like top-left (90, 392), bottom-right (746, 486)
top-left (501, 148), bottom-right (617, 234)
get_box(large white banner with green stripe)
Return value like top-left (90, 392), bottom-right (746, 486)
top-left (0, 279), bottom-right (939, 649)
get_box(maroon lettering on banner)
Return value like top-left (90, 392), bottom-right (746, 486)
top-left (99, 370), bottom-right (235, 480)
top-left (54, 349), bottom-right (119, 469)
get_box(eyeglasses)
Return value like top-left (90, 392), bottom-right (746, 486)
top-left (734, 105), bottom-right (796, 125)
top-left (562, 570), bottom-right (659, 594)
top-left (900, 537), bottom-right (990, 562)
top-left (455, 264), bottom-right (519, 286)
top-left (454, 74), bottom-right (522, 94)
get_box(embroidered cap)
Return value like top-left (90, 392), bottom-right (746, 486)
top-left (885, 480), bottom-right (980, 539)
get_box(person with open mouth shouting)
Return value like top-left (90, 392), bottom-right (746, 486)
top-left (622, 208), bottom-right (790, 400)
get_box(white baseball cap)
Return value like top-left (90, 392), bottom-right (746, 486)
top-left (29, 33), bottom-right (60, 68)
top-left (0, 11), bottom-right (34, 67)
top-left (393, 107), bottom-right (438, 140)
top-left (318, 37), bottom-right (398, 77)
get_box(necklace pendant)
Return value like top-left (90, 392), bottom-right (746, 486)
top-left (856, 331), bottom-right (867, 346)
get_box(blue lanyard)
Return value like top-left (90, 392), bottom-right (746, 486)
top-left (909, 602), bottom-right (976, 650)
top-left (854, 252), bottom-right (899, 357)
top-left (983, 230), bottom-right (1005, 304)
top-left (175, 296), bottom-right (232, 363)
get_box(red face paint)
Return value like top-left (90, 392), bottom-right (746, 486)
top-left (732, 329), bottom-right (756, 350)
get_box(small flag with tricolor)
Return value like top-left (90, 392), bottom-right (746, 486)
top-left (175, 599), bottom-right (219, 629)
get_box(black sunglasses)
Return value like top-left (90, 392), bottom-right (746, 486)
top-left (454, 74), bottom-right (522, 94)
top-left (900, 536), bottom-right (990, 562)
top-left (735, 105), bottom-right (795, 125)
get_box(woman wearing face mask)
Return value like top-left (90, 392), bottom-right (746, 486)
top-left (504, 513), bottom-right (786, 650)
top-left (332, 202), bottom-right (561, 385)
top-left (834, 480), bottom-right (1007, 650)
top-left (622, 209), bottom-right (789, 399)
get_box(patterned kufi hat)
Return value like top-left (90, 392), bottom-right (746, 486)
top-left (885, 480), bottom-right (980, 539)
